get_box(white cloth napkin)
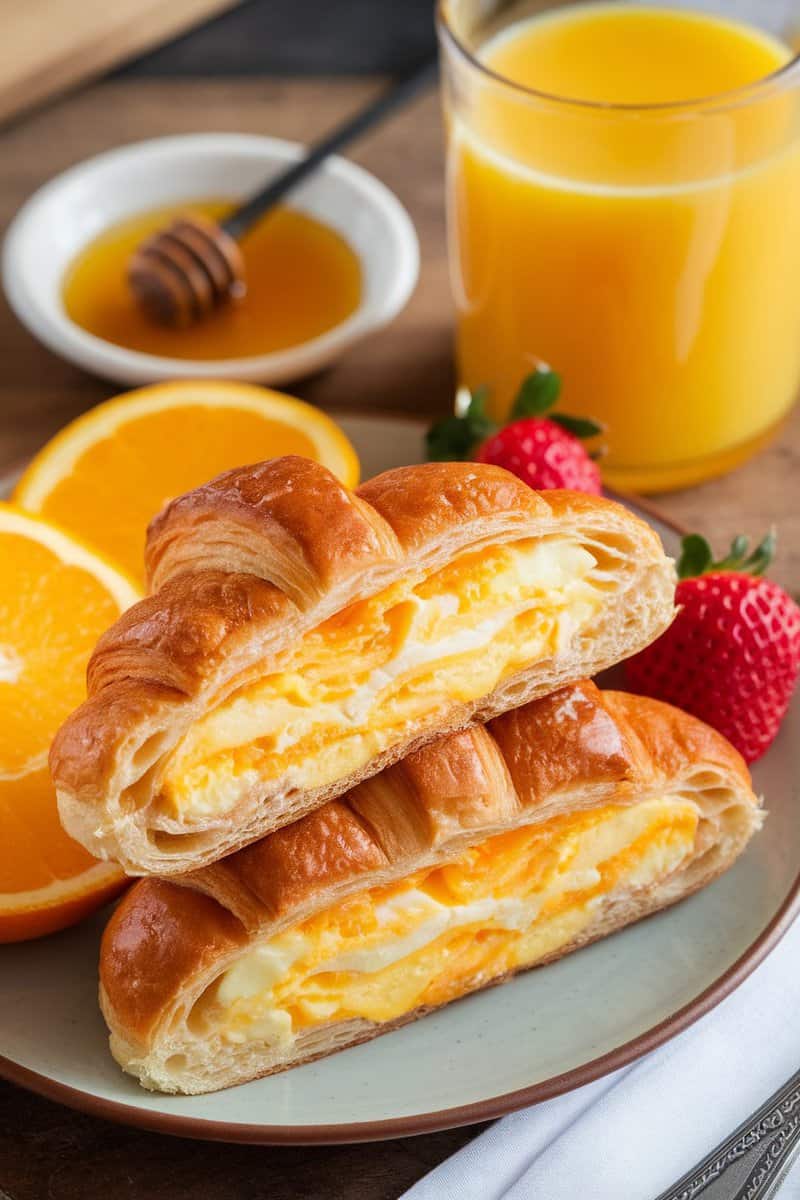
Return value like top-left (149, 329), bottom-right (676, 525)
top-left (402, 915), bottom-right (800, 1199)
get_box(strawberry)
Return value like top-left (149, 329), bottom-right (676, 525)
top-left (426, 367), bottom-right (603, 495)
top-left (476, 418), bottom-right (602, 493)
top-left (626, 532), bottom-right (800, 764)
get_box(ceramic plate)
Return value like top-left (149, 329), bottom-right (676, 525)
top-left (1, 413), bottom-right (798, 1143)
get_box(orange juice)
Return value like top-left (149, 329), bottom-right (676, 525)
top-left (442, 3), bottom-right (800, 490)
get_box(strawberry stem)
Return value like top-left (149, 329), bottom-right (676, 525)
top-left (714, 535), bottom-right (750, 569)
top-left (677, 529), bottom-right (776, 579)
top-left (426, 366), bottom-right (604, 462)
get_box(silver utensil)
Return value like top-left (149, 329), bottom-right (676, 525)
top-left (655, 1068), bottom-right (800, 1200)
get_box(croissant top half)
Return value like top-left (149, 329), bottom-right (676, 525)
top-left (51, 458), bottom-right (676, 875)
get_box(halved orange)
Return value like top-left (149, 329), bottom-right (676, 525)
top-left (14, 380), bottom-right (360, 584)
top-left (0, 504), bottom-right (140, 942)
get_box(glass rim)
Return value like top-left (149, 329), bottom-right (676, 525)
top-left (436, 1), bottom-right (800, 116)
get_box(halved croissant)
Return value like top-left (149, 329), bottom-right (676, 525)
top-left (52, 458), bottom-right (675, 875)
top-left (100, 682), bottom-right (760, 1095)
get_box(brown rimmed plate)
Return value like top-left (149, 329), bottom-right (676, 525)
top-left (1, 413), bottom-right (798, 1144)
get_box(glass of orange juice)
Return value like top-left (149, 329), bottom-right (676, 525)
top-left (437, 1), bottom-right (800, 492)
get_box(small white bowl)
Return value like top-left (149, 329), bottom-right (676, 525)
top-left (2, 133), bottom-right (420, 386)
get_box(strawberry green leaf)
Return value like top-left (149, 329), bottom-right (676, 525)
top-left (729, 534), bottom-right (750, 561)
top-left (426, 385), bottom-right (497, 461)
top-left (465, 384), bottom-right (492, 420)
top-left (715, 534), bottom-right (750, 569)
top-left (678, 529), bottom-right (777, 578)
top-left (425, 416), bottom-right (475, 460)
top-left (550, 413), bottom-right (604, 439)
top-left (510, 367), bottom-right (561, 420)
top-left (677, 534), bottom-right (713, 579)
top-left (741, 530), bottom-right (776, 577)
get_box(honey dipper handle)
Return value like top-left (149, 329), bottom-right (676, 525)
top-left (221, 57), bottom-right (439, 242)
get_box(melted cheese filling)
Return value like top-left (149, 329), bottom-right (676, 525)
top-left (195, 798), bottom-right (699, 1048)
top-left (159, 538), bottom-right (604, 819)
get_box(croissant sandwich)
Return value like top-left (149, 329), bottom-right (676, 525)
top-left (100, 681), bottom-right (761, 1094)
top-left (52, 457), bottom-right (675, 875)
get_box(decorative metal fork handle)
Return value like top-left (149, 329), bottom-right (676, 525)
top-left (655, 1068), bottom-right (800, 1200)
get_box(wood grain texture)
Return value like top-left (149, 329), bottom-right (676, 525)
top-left (0, 0), bottom-right (242, 127)
top-left (0, 75), bottom-right (798, 1200)
top-left (0, 1082), bottom-right (481, 1199)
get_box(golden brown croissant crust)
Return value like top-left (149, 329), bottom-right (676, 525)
top-left (100, 683), bottom-right (760, 1093)
top-left (51, 457), bottom-right (676, 875)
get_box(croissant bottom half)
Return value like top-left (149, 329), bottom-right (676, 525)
top-left (99, 683), bottom-right (760, 1094)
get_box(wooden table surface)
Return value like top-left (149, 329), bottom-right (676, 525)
top-left (1, 76), bottom-right (799, 1200)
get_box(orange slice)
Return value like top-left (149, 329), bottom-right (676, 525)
top-left (14, 380), bottom-right (360, 584)
top-left (0, 504), bottom-right (140, 941)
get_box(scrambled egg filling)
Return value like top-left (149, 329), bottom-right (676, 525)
top-left (160, 538), bottom-right (603, 818)
top-left (195, 799), bottom-right (699, 1048)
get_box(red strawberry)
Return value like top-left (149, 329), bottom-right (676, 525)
top-left (626, 532), bottom-right (800, 763)
top-left (426, 366), bottom-right (603, 495)
top-left (476, 418), bottom-right (602, 494)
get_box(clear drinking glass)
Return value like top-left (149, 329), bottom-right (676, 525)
top-left (437, 0), bottom-right (800, 492)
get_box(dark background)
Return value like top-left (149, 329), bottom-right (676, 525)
top-left (120, 0), bottom-right (438, 78)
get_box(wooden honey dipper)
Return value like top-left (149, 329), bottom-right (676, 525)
top-left (128, 58), bottom-right (438, 329)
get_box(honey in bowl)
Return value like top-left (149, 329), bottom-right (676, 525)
top-left (63, 200), bottom-right (362, 359)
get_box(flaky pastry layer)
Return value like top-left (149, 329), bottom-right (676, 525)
top-left (99, 683), bottom-right (761, 1094)
top-left (51, 459), bottom-right (676, 876)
